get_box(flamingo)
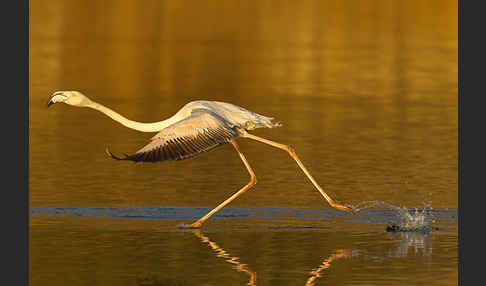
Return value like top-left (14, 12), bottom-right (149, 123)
top-left (47, 90), bottom-right (353, 228)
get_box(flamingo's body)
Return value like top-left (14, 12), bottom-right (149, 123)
top-left (106, 100), bottom-right (281, 162)
top-left (47, 91), bottom-right (353, 228)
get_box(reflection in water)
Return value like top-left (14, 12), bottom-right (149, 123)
top-left (305, 249), bottom-right (351, 286)
top-left (30, 215), bottom-right (456, 286)
top-left (352, 231), bottom-right (433, 262)
top-left (387, 231), bottom-right (432, 258)
top-left (192, 230), bottom-right (257, 286)
top-left (189, 228), bottom-right (433, 286)
top-left (191, 229), bottom-right (354, 286)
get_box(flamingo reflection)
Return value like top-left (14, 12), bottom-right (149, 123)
top-left (305, 249), bottom-right (351, 286)
top-left (191, 230), bottom-right (257, 286)
top-left (191, 229), bottom-right (353, 286)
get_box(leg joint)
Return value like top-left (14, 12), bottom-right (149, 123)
top-left (285, 145), bottom-right (296, 155)
top-left (250, 174), bottom-right (257, 185)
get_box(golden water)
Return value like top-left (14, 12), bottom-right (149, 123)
top-left (30, 0), bottom-right (457, 285)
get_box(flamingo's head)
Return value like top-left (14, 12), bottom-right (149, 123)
top-left (47, 90), bottom-right (92, 108)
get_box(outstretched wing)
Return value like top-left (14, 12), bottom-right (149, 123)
top-left (106, 109), bottom-right (241, 162)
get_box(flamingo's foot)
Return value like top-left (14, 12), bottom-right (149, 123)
top-left (330, 202), bottom-right (357, 214)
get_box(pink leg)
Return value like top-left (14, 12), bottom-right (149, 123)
top-left (187, 140), bottom-right (257, 228)
top-left (243, 133), bottom-right (354, 213)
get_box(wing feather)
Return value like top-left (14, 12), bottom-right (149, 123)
top-left (107, 109), bottom-right (241, 162)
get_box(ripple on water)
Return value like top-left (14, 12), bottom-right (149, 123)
top-left (30, 204), bottom-right (456, 232)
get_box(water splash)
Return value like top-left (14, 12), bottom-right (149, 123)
top-left (351, 200), bottom-right (437, 232)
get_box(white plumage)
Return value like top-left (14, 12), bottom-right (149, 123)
top-left (106, 100), bottom-right (282, 162)
top-left (180, 100), bottom-right (282, 130)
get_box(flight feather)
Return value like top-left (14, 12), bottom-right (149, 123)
top-left (107, 109), bottom-right (240, 162)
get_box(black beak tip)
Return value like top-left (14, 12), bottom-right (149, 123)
top-left (46, 98), bottom-right (54, 108)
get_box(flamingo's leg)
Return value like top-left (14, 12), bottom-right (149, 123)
top-left (243, 133), bottom-right (354, 213)
top-left (187, 140), bottom-right (257, 228)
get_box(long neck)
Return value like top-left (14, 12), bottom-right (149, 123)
top-left (87, 101), bottom-right (175, 132)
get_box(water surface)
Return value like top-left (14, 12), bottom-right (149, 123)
top-left (30, 0), bottom-right (457, 285)
top-left (30, 211), bottom-right (457, 286)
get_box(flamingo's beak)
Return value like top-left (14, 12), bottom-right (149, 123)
top-left (46, 97), bottom-right (55, 108)
top-left (46, 92), bottom-right (63, 108)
